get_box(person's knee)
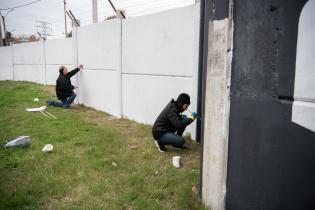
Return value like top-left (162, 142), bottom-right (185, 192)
top-left (177, 136), bottom-right (185, 145)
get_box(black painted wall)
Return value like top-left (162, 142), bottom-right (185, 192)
top-left (226, 0), bottom-right (315, 210)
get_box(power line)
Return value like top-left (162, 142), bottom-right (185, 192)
top-left (0, 0), bottom-right (42, 10)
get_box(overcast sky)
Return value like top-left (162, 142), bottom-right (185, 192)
top-left (0, 0), bottom-right (195, 39)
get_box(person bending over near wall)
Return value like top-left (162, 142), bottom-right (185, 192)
top-left (47, 64), bottom-right (83, 108)
top-left (152, 93), bottom-right (197, 152)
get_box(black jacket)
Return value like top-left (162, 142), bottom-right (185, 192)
top-left (56, 68), bottom-right (80, 101)
top-left (152, 99), bottom-right (193, 140)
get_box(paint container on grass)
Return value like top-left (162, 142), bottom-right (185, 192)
top-left (172, 156), bottom-right (181, 168)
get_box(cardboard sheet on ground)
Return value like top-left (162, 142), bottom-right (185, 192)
top-left (26, 106), bottom-right (57, 119)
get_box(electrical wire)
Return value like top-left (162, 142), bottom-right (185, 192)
top-left (0, 0), bottom-right (42, 10)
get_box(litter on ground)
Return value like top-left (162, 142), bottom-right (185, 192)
top-left (26, 106), bottom-right (57, 119)
top-left (42, 144), bottom-right (54, 153)
top-left (3, 136), bottom-right (31, 148)
top-left (172, 156), bottom-right (181, 168)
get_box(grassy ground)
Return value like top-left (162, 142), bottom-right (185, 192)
top-left (0, 81), bottom-right (206, 210)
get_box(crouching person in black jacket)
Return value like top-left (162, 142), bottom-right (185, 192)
top-left (152, 93), bottom-right (197, 152)
top-left (47, 65), bottom-right (83, 108)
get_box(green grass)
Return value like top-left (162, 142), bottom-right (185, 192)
top-left (0, 81), bottom-right (206, 210)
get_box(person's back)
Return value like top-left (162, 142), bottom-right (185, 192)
top-left (56, 70), bottom-right (75, 101)
top-left (152, 100), bottom-right (180, 140)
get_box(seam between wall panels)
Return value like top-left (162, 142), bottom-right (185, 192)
top-left (122, 72), bottom-right (193, 78)
top-left (11, 45), bottom-right (14, 80)
top-left (120, 19), bottom-right (123, 118)
top-left (75, 27), bottom-right (80, 104)
top-left (43, 41), bottom-right (47, 85)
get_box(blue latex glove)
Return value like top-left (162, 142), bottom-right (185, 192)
top-left (188, 112), bottom-right (198, 120)
top-left (181, 114), bottom-right (188, 120)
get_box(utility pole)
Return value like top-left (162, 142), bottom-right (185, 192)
top-left (1, 15), bottom-right (7, 45)
top-left (0, 9), bottom-right (14, 46)
top-left (92, 0), bottom-right (98, 23)
top-left (63, 0), bottom-right (67, 37)
top-left (36, 21), bottom-right (52, 40)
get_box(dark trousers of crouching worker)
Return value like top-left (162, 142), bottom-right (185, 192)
top-left (157, 125), bottom-right (186, 147)
top-left (50, 93), bottom-right (76, 108)
top-left (158, 132), bottom-right (185, 147)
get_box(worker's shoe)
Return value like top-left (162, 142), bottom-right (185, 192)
top-left (154, 141), bottom-right (167, 153)
top-left (46, 100), bottom-right (53, 106)
top-left (171, 145), bottom-right (188, 150)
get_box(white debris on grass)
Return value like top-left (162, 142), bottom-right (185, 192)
top-left (26, 106), bottom-right (57, 119)
top-left (172, 156), bottom-right (181, 168)
top-left (42, 144), bottom-right (54, 153)
top-left (3, 136), bottom-right (31, 148)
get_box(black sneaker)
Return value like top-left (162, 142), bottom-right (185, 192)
top-left (171, 145), bottom-right (188, 150)
top-left (46, 100), bottom-right (53, 106)
top-left (154, 141), bottom-right (167, 153)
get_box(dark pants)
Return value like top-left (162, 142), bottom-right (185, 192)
top-left (50, 93), bottom-right (76, 108)
top-left (158, 132), bottom-right (185, 147)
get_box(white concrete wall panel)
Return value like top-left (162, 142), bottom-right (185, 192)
top-left (78, 70), bottom-right (121, 117)
top-left (0, 46), bottom-right (13, 65)
top-left (77, 19), bottom-right (121, 70)
top-left (12, 41), bottom-right (45, 64)
top-left (13, 65), bottom-right (45, 83)
top-left (122, 74), bottom-right (195, 133)
top-left (45, 38), bottom-right (73, 65)
top-left (0, 65), bottom-right (13, 80)
top-left (292, 101), bottom-right (315, 132)
top-left (122, 4), bottom-right (199, 77)
top-left (0, 46), bottom-right (13, 80)
top-left (294, 0), bottom-right (315, 100)
top-left (292, 0), bottom-right (315, 132)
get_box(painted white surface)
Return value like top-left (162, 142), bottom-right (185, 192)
top-left (292, 0), bottom-right (315, 132)
top-left (122, 4), bottom-right (200, 77)
top-left (292, 101), bottom-right (315, 131)
top-left (77, 19), bottom-right (121, 70)
top-left (76, 19), bottom-right (122, 117)
top-left (122, 4), bottom-right (199, 137)
top-left (0, 46), bottom-right (13, 65)
top-left (78, 70), bottom-right (121, 117)
top-left (45, 38), bottom-right (73, 65)
top-left (12, 41), bottom-right (45, 64)
top-left (122, 74), bottom-right (195, 134)
top-left (13, 65), bottom-right (45, 84)
top-left (0, 46), bottom-right (13, 80)
top-left (0, 65), bottom-right (13, 80)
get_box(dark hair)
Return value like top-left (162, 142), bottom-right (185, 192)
top-left (59, 66), bottom-right (64, 74)
top-left (176, 93), bottom-right (190, 105)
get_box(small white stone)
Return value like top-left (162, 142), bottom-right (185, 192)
top-left (42, 144), bottom-right (53, 153)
